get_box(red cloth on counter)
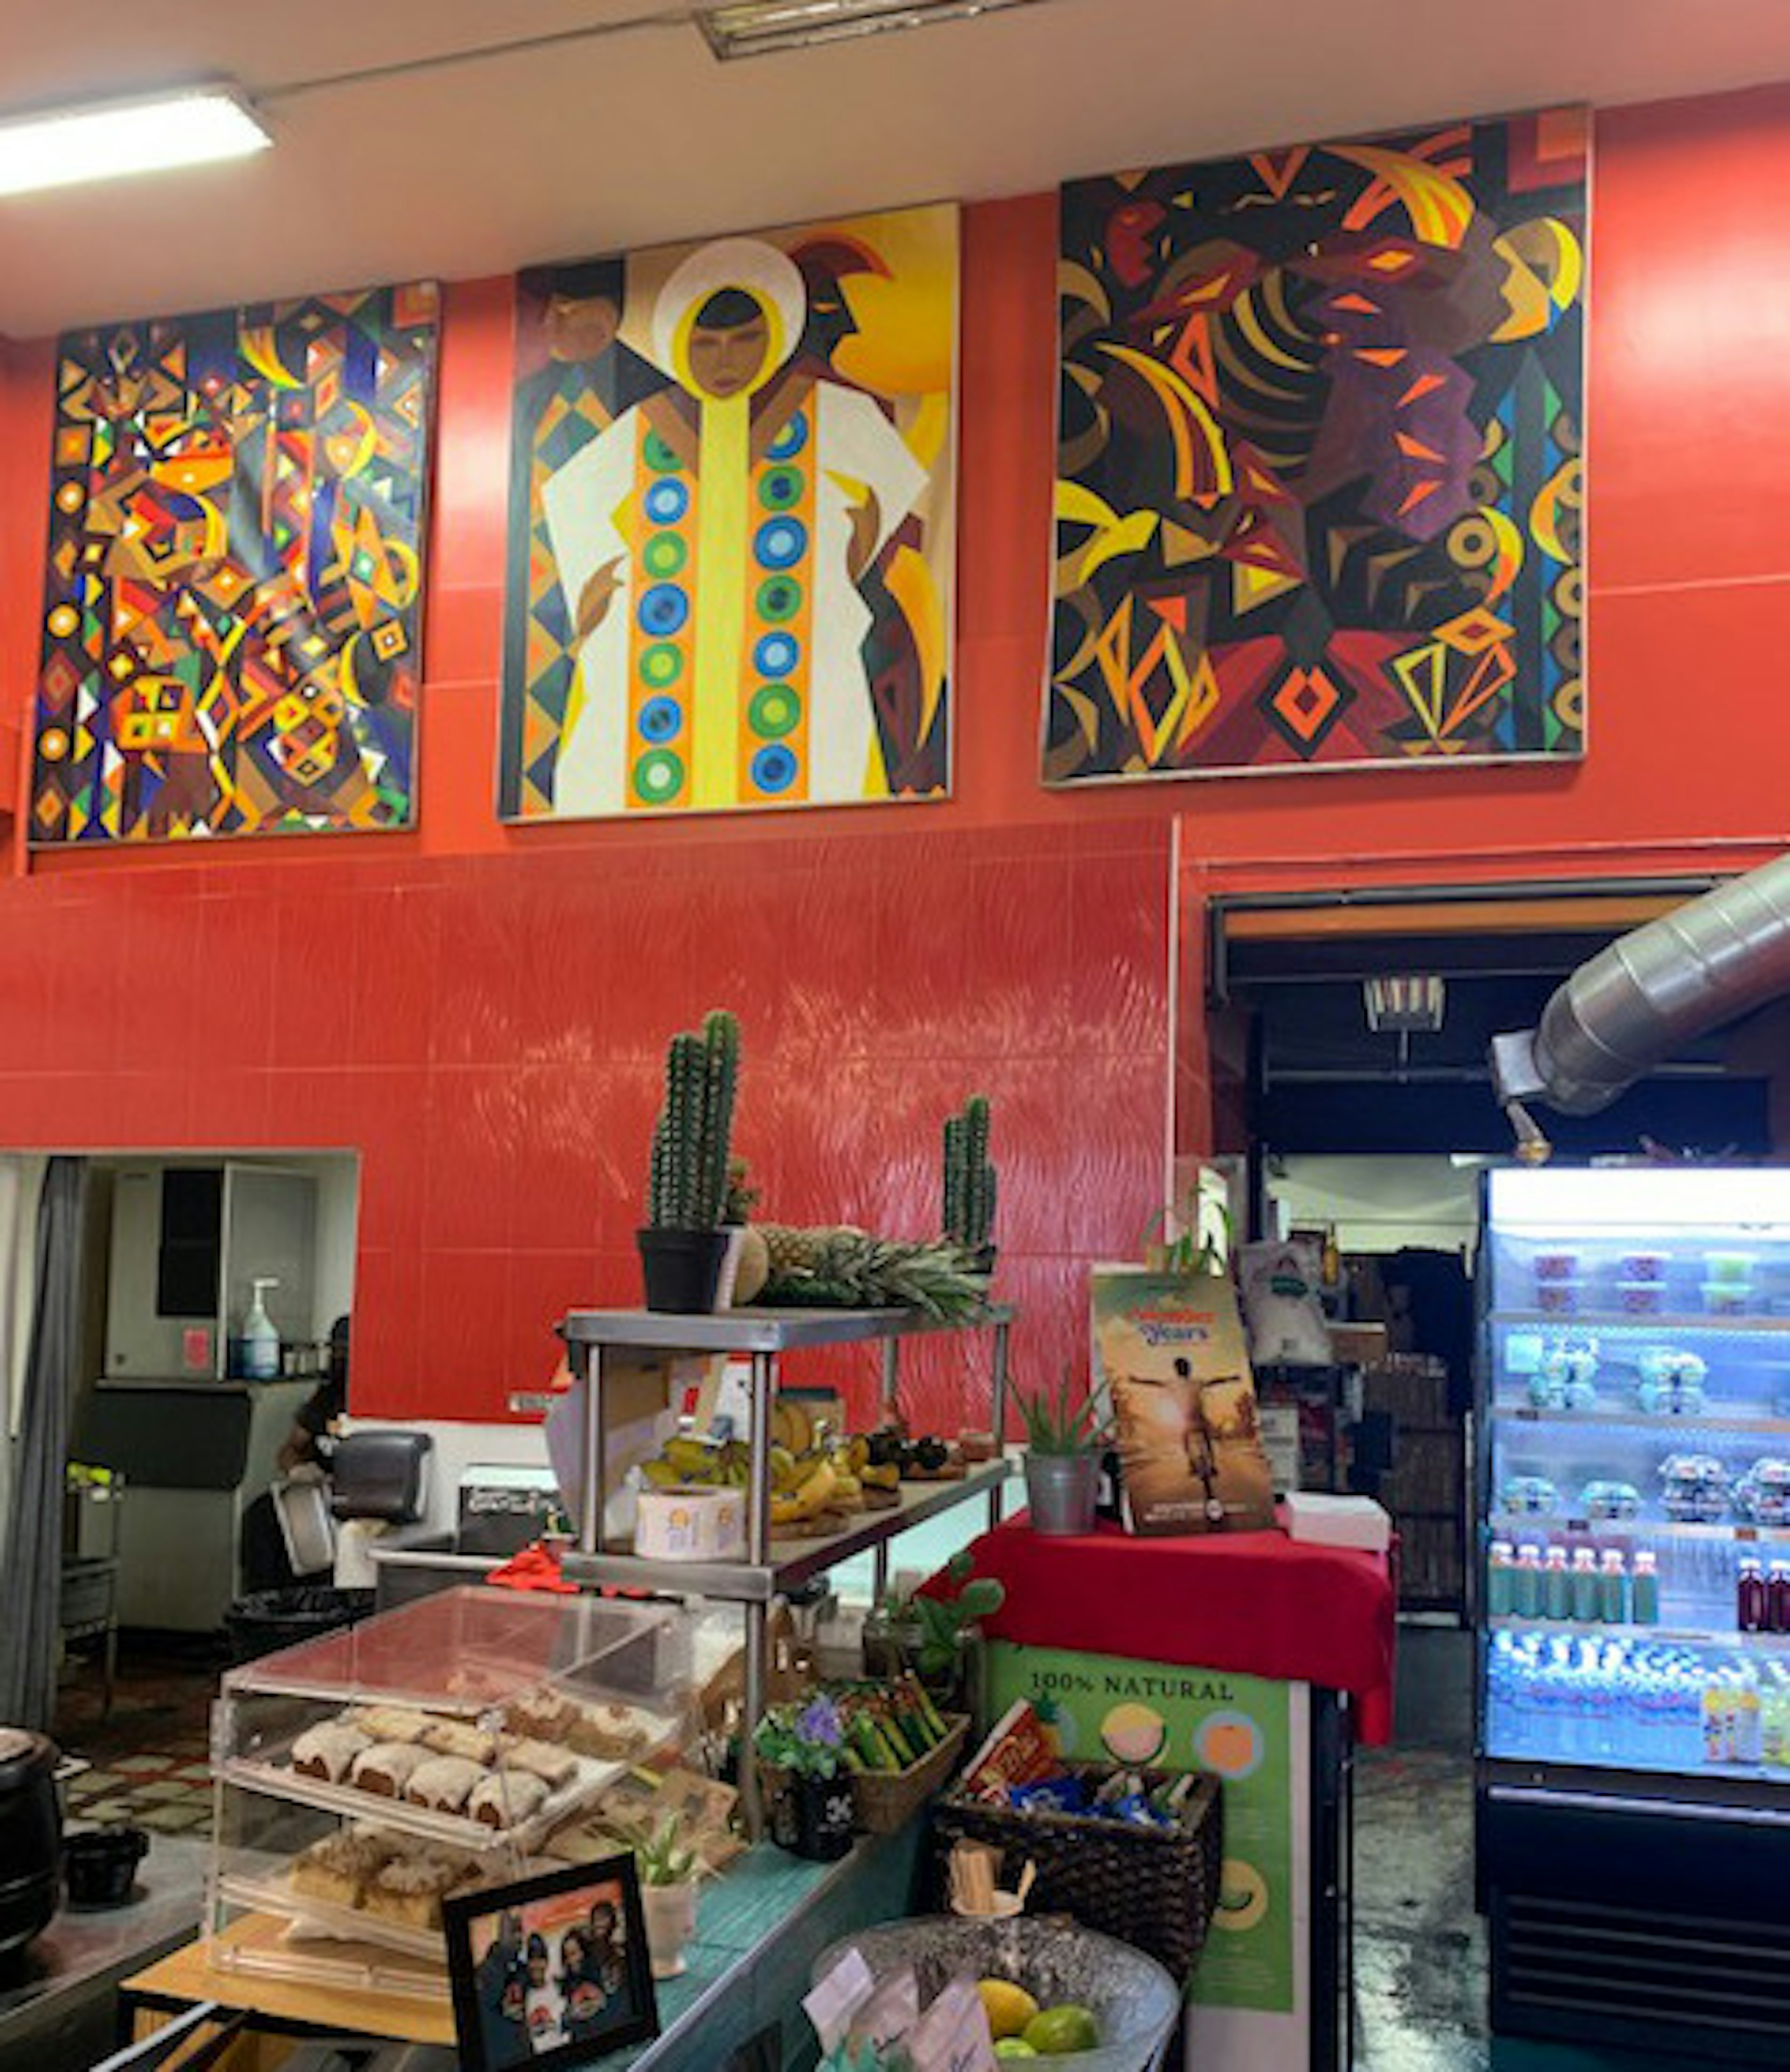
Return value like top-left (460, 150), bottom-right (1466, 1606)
top-left (950, 1517), bottom-right (1398, 1746)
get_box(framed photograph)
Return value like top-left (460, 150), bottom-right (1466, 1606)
top-left (444, 1853), bottom-right (659, 2070)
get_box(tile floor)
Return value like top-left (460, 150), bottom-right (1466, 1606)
top-left (53, 1636), bottom-right (219, 1838)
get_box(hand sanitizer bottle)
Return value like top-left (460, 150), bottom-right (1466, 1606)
top-left (242, 1278), bottom-right (281, 1381)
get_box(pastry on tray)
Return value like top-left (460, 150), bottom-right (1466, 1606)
top-left (470, 1769), bottom-right (550, 1830)
top-left (364, 1853), bottom-right (461, 1931)
top-left (497, 1735), bottom-right (579, 1790)
top-left (419, 1717), bottom-right (498, 1765)
top-left (406, 1754), bottom-right (485, 1813)
top-left (350, 1742), bottom-right (430, 1797)
top-left (290, 1829), bottom-right (396, 1909)
top-left (291, 1722), bottom-right (371, 1784)
top-left (345, 1704), bottom-right (434, 1745)
top-left (566, 1700), bottom-right (659, 1761)
top-left (503, 1688), bottom-right (580, 1744)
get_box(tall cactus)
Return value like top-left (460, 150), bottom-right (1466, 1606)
top-left (942, 1093), bottom-right (997, 1254)
top-left (646, 1010), bottom-right (741, 1228)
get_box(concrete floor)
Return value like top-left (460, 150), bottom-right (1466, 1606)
top-left (1355, 1624), bottom-right (1699, 2072)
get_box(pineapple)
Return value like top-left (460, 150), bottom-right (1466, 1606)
top-left (749, 1225), bottom-right (989, 1322)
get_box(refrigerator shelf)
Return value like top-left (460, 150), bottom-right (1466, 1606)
top-left (1490, 1615), bottom-right (1790, 1651)
top-left (1488, 1511), bottom-right (1790, 1544)
top-left (1489, 1403), bottom-right (1790, 1435)
top-left (1495, 1311), bottom-right (1790, 1335)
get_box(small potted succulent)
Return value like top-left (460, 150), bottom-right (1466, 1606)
top-left (1016, 1373), bottom-right (1106, 1537)
top-left (633, 1812), bottom-right (704, 1980)
top-left (638, 1008), bottom-right (740, 1313)
top-left (752, 1695), bottom-right (856, 1860)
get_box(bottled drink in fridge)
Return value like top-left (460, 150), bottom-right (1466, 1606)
top-left (1544, 1545), bottom-right (1573, 1621)
top-left (1487, 1541), bottom-right (1515, 1618)
top-left (1770, 1561), bottom-right (1790, 1634)
top-left (1514, 1544), bottom-right (1544, 1619)
top-left (1598, 1549), bottom-right (1629, 1625)
top-left (1570, 1547), bottom-right (1601, 1622)
top-left (1632, 1549), bottom-right (1661, 1625)
top-left (1739, 1556), bottom-right (1768, 1633)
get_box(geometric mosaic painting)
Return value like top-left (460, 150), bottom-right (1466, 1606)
top-left (1045, 109), bottom-right (1587, 783)
top-left (499, 206), bottom-right (957, 820)
top-left (30, 283), bottom-right (440, 844)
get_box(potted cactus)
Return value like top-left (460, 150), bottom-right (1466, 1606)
top-left (638, 1008), bottom-right (741, 1313)
top-left (942, 1094), bottom-right (998, 1272)
top-left (633, 1812), bottom-right (705, 1979)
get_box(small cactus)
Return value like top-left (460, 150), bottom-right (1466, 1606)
top-left (646, 1010), bottom-right (741, 1228)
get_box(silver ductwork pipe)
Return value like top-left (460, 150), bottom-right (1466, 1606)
top-left (1490, 853), bottom-right (1790, 1118)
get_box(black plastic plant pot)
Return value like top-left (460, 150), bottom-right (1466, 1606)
top-left (637, 1226), bottom-right (728, 1314)
top-left (63, 1825), bottom-right (148, 1910)
top-left (792, 1773), bottom-right (855, 1861)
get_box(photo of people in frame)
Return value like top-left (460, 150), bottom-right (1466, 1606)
top-left (446, 1854), bottom-right (657, 2071)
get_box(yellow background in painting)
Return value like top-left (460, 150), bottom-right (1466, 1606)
top-left (815, 205), bottom-right (957, 399)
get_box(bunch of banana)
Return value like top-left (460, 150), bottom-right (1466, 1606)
top-left (770, 1452), bottom-right (839, 1531)
top-left (639, 1435), bottom-right (753, 1489)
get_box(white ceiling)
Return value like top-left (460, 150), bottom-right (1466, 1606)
top-left (0, 0), bottom-right (1787, 336)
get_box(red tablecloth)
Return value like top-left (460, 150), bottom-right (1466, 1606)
top-left (946, 1517), bottom-right (1398, 1746)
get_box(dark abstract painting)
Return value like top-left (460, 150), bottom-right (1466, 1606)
top-left (31, 283), bottom-right (438, 843)
top-left (1046, 110), bottom-right (1587, 783)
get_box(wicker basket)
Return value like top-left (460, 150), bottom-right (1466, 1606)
top-left (762, 1713), bottom-right (971, 1839)
top-left (850, 1714), bottom-right (971, 1836)
top-left (930, 1763), bottom-right (1223, 1981)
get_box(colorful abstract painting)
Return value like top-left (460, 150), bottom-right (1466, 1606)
top-left (1046, 110), bottom-right (1587, 783)
top-left (30, 283), bottom-right (440, 844)
top-left (500, 205), bottom-right (957, 820)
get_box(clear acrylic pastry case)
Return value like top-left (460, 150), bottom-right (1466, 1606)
top-left (206, 1586), bottom-right (694, 1996)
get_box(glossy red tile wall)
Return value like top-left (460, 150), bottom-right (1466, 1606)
top-left (6, 86), bottom-right (1790, 1425)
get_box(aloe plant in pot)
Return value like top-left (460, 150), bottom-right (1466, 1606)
top-left (633, 1812), bottom-right (706, 1979)
top-left (638, 1008), bottom-right (740, 1313)
top-left (1016, 1373), bottom-right (1107, 1537)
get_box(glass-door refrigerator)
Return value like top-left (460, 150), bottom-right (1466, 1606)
top-left (1478, 1165), bottom-right (1790, 2062)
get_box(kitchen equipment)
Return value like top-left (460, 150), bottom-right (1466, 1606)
top-left (63, 1824), bottom-right (149, 1909)
top-left (329, 1429), bottom-right (431, 1525)
top-left (0, 1728), bottom-right (62, 1955)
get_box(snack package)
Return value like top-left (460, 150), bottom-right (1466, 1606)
top-left (1238, 1240), bottom-right (1333, 1366)
top-left (1094, 1268), bottom-right (1274, 1536)
top-left (960, 1701), bottom-right (1060, 1804)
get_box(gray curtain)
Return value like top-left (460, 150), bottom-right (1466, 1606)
top-left (0, 1157), bottom-right (89, 1731)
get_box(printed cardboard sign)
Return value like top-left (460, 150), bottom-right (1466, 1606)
top-left (1092, 1268), bottom-right (1274, 1535)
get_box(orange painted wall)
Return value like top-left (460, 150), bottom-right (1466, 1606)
top-left (1, 86), bottom-right (1788, 1421)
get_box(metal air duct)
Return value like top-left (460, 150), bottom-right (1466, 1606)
top-left (1490, 853), bottom-right (1790, 1119)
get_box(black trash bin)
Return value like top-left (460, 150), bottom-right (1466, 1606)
top-left (225, 1584), bottom-right (377, 1664)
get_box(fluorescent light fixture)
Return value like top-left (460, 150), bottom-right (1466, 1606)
top-left (1363, 975), bottom-right (1446, 1034)
top-left (699, 0), bottom-right (1047, 59)
top-left (0, 83), bottom-right (271, 200)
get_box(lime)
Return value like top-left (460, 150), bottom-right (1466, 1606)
top-left (1023, 2003), bottom-right (1102, 2054)
top-left (978, 1978), bottom-right (1041, 2040)
top-left (995, 2044), bottom-right (1040, 2060)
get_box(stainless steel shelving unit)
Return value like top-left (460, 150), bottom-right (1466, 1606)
top-left (558, 1302), bottom-right (1013, 1837)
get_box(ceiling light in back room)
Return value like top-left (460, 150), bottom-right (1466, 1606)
top-left (698, 0), bottom-right (1052, 60)
top-left (0, 83), bottom-right (271, 199)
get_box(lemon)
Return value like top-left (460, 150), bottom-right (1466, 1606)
top-left (995, 2044), bottom-right (1040, 2060)
top-left (978, 1978), bottom-right (1041, 2040)
top-left (1023, 2003), bottom-right (1102, 2054)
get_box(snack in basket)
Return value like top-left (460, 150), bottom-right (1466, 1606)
top-left (365, 1853), bottom-right (462, 1930)
top-left (291, 1721), bottom-right (371, 1783)
top-left (419, 1717), bottom-right (499, 1765)
top-left (290, 1828), bottom-right (396, 1908)
top-left (345, 1704), bottom-right (434, 1745)
top-left (497, 1734), bottom-right (579, 1789)
top-left (351, 1742), bottom-right (430, 1797)
top-left (503, 1688), bottom-right (580, 1743)
top-left (406, 1754), bottom-right (485, 1813)
top-left (960, 1702), bottom-right (1060, 1805)
top-left (470, 1769), bottom-right (550, 1829)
